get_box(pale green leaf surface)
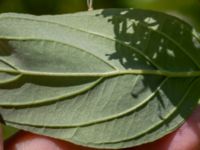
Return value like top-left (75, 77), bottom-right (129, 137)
top-left (0, 9), bottom-right (200, 149)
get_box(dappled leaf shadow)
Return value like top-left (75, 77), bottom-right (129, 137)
top-left (100, 9), bottom-right (200, 72)
top-left (99, 8), bottom-right (200, 134)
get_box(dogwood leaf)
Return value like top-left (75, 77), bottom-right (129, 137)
top-left (0, 9), bottom-right (200, 149)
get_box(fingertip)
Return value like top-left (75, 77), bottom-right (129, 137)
top-left (128, 106), bottom-right (200, 150)
top-left (165, 106), bottom-right (200, 150)
top-left (5, 131), bottom-right (61, 150)
top-left (4, 131), bottom-right (97, 150)
top-left (4, 107), bottom-right (200, 150)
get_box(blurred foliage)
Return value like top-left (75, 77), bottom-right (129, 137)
top-left (0, 0), bottom-right (199, 30)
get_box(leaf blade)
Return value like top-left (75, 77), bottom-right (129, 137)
top-left (0, 8), bottom-right (200, 149)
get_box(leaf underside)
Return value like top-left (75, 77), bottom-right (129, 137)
top-left (0, 8), bottom-right (200, 149)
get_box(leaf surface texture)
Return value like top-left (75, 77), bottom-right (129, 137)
top-left (0, 9), bottom-right (200, 149)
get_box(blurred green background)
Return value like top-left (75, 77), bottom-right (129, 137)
top-left (0, 0), bottom-right (199, 30)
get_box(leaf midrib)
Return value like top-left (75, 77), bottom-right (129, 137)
top-left (1, 67), bottom-right (200, 78)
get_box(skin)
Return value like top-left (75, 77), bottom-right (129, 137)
top-left (2, 106), bottom-right (200, 150)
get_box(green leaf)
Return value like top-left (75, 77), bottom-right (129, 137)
top-left (0, 8), bottom-right (200, 149)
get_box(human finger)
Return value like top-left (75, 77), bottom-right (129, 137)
top-left (4, 131), bottom-right (101, 150)
top-left (127, 106), bottom-right (200, 150)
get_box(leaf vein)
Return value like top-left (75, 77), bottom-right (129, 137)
top-left (0, 16), bottom-right (162, 69)
top-left (3, 77), bottom-right (168, 127)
